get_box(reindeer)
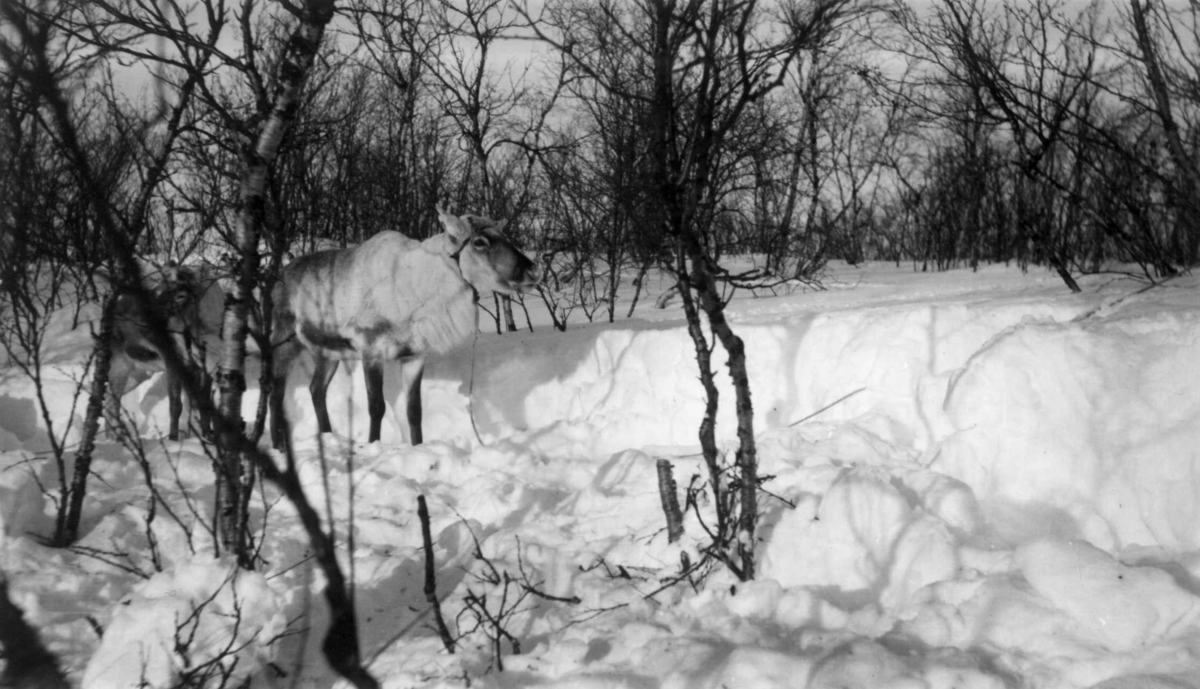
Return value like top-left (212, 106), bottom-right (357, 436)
top-left (270, 206), bottom-right (541, 448)
top-left (106, 262), bottom-right (225, 441)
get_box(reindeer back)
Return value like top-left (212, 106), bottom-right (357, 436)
top-left (278, 231), bottom-right (477, 359)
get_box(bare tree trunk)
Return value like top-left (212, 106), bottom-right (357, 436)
top-left (55, 292), bottom-right (119, 545)
top-left (774, 139), bottom-right (806, 275)
top-left (501, 295), bottom-right (517, 332)
top-left (216, 0), bottom-right (337, 565)
top-left (526, 0), bottom-right (860, 583)
top-left (656, 459), bottom-right (684, 543)
top-left (679, 232), bottom-right (758, 579)
top-left (674, 247), bottom-right (728, 543)
top-left (607, 245), bottom-right (622, 323)
top-left (4, 5), bottom-right (379, 685)
top-left (641, 2), bottom-right (738, 560)
top-left (626, 255), bottom-right (654, 318)
top-left (1130, 0), bottom-right (1200, 265)
top-left (418, 495), bottom-right (456, 653)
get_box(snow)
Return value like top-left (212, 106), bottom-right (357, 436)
top-left (81, 558), bottom-right (285, 688)
top-left (2, 262), bottom-right (1200, 688)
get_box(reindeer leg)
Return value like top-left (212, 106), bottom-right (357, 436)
top-left (198, 367), bottom-right (213, 436)
top-left (310, 355), bottom-right (339, 436)
top-left (195, 340), bottom-right (212, 437)
top-left (270, 339), bottom-right (300, 451)
top-left (404, 359), bottom-right (425, 446)
top-left (167, 368), bottom-right (183, 441)
top-left (106, 355), bottom-right (132, 439)
top-left (364, 359), bottom-right (386, 444)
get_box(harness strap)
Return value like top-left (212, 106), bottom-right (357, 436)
top-left (447, 236), bottom-right (481, 304)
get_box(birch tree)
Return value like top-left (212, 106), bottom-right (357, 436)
top-left (1127, 0), bottom-right (1200, 265)
top-left (2, 1), bottom-right (380, 683)
top-left (1, 0), bottom-right (212, 546)
top-left (527, 0), bottom-right (872, 580)
top-left (214, 0), bottom-right (335, 560)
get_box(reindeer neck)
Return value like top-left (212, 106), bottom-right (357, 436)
top-left (406, 236), bottom-right (480, 355)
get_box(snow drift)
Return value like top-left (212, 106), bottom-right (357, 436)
top-left (2, 264), bottom-right (1199, 688)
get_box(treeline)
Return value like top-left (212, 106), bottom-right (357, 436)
top-left (3, 1), bottom-right (1196, 317)
top-left (257, 0), bottom-right (1200, 309)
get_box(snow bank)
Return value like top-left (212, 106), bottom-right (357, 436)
top-left (0, 451), bottom-right (48, 540)
top-left (935, 288), bottom-right (1200, 553)
top-left (5, 265), bottom-right (1200, 689)
top-left (82, 557), bottom-right (285, 688)
top-left (395, 289), bottom-right (1093, 464)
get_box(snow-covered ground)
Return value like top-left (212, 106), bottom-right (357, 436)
top-left (2, 262), bottom-right (1199, 689)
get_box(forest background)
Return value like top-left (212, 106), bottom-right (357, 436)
top-left (1, 0), bottom-right (1198, 685)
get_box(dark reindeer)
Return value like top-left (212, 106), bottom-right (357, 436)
top-left (270, 206), bottom-right (541, 448)
top-left (107, 262), bottom-right (225, 441)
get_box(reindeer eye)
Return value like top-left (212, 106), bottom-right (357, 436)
top-left (471, 236), bottom-right (491, 251)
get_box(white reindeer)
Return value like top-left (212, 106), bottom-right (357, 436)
top-left (270, 206), bottom-right (541, 448)
top-left (106, 262), bottom-right (225, 441)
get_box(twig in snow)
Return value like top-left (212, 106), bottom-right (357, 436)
top-left (417, 495), bottom-right (456, 653)
top-left (656, 458), bottom-right (684, 543)
top-left (788, 387), bottom-right (867, 427)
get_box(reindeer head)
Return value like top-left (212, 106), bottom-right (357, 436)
top-left (154, 261), bottom-right (204, 333)
top-left (437, 206), bottom-right (541, 296)
top-left (151, 261), bottom-right (224, 339)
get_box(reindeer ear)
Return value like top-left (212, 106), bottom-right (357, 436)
top-left (437, 208), bottom-right (471, 246)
